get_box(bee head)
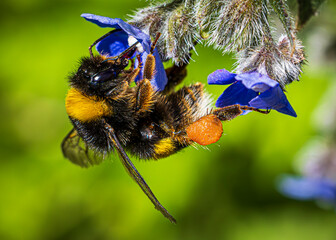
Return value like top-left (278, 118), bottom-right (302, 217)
top-left (69, 55), bottom-right (131, 98)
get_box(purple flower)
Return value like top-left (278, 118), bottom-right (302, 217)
top-left (278, 175), bottom-right (336, 204)
top-left (81, 13), bottom-right (168, 91)
top-left (208, 69), bottom-right (297, 117)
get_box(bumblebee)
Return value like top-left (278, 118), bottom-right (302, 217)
top-left (62, 33), bottom-right (268, 223)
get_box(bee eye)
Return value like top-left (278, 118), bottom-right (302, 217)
top-left (122, 59), bottom-right (129, 67)
top-left (79, 67), bottom-right (90, 80)
top-left (91, 69), bottom-right (117, 83)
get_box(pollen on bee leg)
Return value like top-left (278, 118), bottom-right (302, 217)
top-left (186, 114), bottom-right (223, 146)
top-left (143, 54), bottom-right (155, 80)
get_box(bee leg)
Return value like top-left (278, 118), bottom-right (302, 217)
top-left (211, 104), bottom-right (243, 121)
top-left (134, 35), bottom-right (161, 113)
top-left (212, 104), bottom-right (270, 121)
top-left (186, 105), bottom-right (270, 145)
top-left (102, 120), bottom-right (176, 223)
top-left (162, 63), bottom-right (188, 94)
top-left (125, 55), bottom-right (142, 84)
top-left (240, 106), bottom-right (270, 114)
top-left (129, 58), bottom-right (135, 71)
top-left (143, 55), bottom-right (155, 81)
top-left (162, 52), bottom-right (191, 94)
top-left (134, 79), bottom-right (155, 114)
top-left (143, 33), bottom-right (161, 80)
top-left (89, 29), bottom-right (121, 58)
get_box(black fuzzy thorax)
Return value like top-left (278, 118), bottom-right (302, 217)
top-left (70, 90), bottom-right (174, 159)
top-left (70, 82), bottom-right (208, 160)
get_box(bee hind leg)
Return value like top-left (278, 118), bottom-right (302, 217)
top-left (212, 104), bottom-right (269, 121)
top-left (185, 105), bottom-right (270, 146)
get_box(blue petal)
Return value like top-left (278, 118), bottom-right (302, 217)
top-left (249, 85), bottom-right (297, 117)
top-left (81, 13), bottom-right (151, 53)
top-left (215, 82), bottom-right (258, 108)
top-left (82, 13), bottom-right (125, 28)
top-left (96, 31), bottom-right (129, 57)
top-left (236, 71), bottom-right (277, 92)
top-left (81, 13), bottom-right (168, 91)
top-left (152, 50), bottom-right (168, 91)
top-left (82, 13), bottom-right (126, 28)
top-left (278, 175), bottom-right (336, 202)
top-left (208, 69), bottom-right (237, 85)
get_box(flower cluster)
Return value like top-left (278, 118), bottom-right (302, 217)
top-left (278, 140), bottom-right (336, 207)
top-left (206, 0), bottom-right (269, 52)
top-left (80, 0), bottom-right (307, 118)
top-left (279, 175), bottom-right (336, 203)
top-left (208, 69), bottom-right (296, 117)
top-left (81, 13), bottom-right (167, 91)
top-left (278, 83), bottom-right (336, 208)
top-left (128, 0), bottom-right (199, 65)
top-left (236, 35), bottom-right (305, 88)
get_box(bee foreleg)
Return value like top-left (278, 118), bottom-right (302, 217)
top-left (130, 58), bottom-right (135, 71)
top-left (125, 55), bottom-right (142, 84)
top-left (143, 33), bottom-right (161, 80)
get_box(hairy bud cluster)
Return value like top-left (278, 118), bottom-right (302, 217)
top-left (207, 0), bottom-right (269, 52)
top-left (128, 0), bottom-right (306, 84)
top-left (129, 0), bottom-right (199, 65)
top-left (301, 140), bottom-right (336, 182)
top-left (236, 35), bottom-right (305, 87)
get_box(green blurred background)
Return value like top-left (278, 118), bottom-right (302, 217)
top-left (0, 0), bottom-right (336, 239)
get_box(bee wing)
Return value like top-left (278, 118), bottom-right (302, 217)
top-left (61, 129), bottom-right (104, 167)
top-left (104, 122), bottom-right (177, 224)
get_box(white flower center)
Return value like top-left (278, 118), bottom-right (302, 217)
top-left (128, 36), bottom-right (144, 53)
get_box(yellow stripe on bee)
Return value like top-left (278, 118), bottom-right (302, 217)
top-left (65, 88), bottom-right (112, 122)
top-left (154, 138), bottom-right (175, 157)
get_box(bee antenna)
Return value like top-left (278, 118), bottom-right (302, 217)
top-left (116, 41), bottom-right (140, 61)
top-left (101, 41), bottom-right (140, 63)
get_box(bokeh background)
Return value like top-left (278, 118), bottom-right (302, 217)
top-left (1, 0), bottom-right (336, 239)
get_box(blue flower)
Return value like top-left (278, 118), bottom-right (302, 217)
top-left (207, 69), bottom-right (297, 117)
top-left (278, 175), bottom-right (336, 204)
top-left (81, 13), bottom-right (168, 91)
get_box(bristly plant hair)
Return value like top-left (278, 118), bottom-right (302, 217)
top-left (128, 0), bottom-right (306, 84)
